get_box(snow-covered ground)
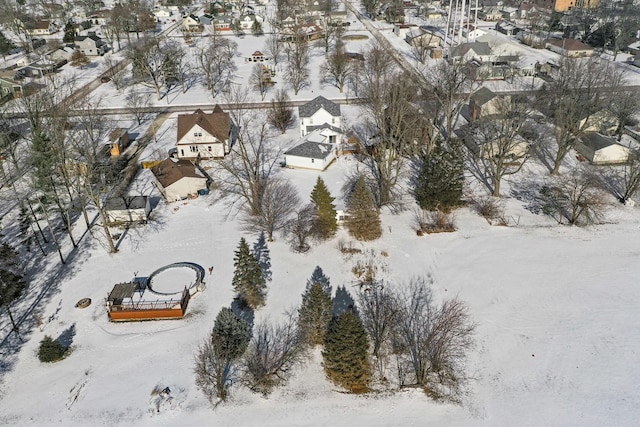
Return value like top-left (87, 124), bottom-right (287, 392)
top-left (1, 4), bottom-right (640, 427)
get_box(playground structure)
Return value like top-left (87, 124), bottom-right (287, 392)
top-left (105, 262), bottom-right (205, 322)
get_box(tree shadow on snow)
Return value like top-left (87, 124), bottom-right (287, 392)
top-left (57, 323), bottom-right (76, 349)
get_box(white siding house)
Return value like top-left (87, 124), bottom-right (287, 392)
top-left (299, 96), bottom-right (342, 137)
top-left (574, 133), bottom-right (630, 165)
top-left (285, 128), bottom-right (340, 170)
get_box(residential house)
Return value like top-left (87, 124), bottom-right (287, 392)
top-left (26, 20), bottom-right (57, 36)
top-left (154, 9), bottom-right (173, 23)
top-left (75, 35), bottom-right (107, 56)
top-left (151, 158), bottom-right (209, 202)
top-left (16, 61), bottom-right (56, 78)
top-left (501, 7), bottom-right (518, 20)
top-left (532, 0), bottom-right (599, 13)
top-left (545, 38), bottom-right (593, 57)
top-left (449, 42), bottom-right (492, 63)
top-left (423, 8), bottom-right (443, 20)
top-left (247, 51), bottom-right (268, 62)
top-left (461, 25), bottom-right (486, 40)
top-left (469, 87), bottom-right (506, 120)
top-left (393, 24), bottom-right (418, 39)
top-left (89, 9), bottom-right (111, 26)
top-left (213, 16), bottom-right (233, 31)
top-left (285, 128), bottom-right (342, 171)
top-left (176, 106), bottom-right (236, 160)
top-left (108, 128), bottom-right (131, 156)
top-left (480, 6), bottom-right (502, 21)
top-left (328, 10), bottom-right (349, 26)
top-left (457, 123), bottom-right (529, 160)
top-left (299, 96), bottom-right (341, 137)
top-left (105, 196), bottom-right (151, 225)
top-left (0, 77), bottom-right (24, 102)
top-left (406, 30), bottom-right (442, 49)
top-left (199, 13), bottom-right (214, 26)
top-left (182, 14), bottom-right (203, 32)
top-left (281, 23), bottom-right (324, 42)
top-left (238, 14), bottom-right (261, 31)
top-left (46, 46), bottom-right (75, 67)
top-left (574, 132), bottom-right (630, 165)
top-left (579, 110), bottom-right (618, 136)
top-left (495, 21), bottom-right (522, 36)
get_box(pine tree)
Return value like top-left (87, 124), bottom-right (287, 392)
top-left (414, 139), bottom-right (464, 212)
top-left (310, 176), bottom-right (338, 240)
top-left (298, 267), bottom-right (333, 346)
top-left (232, 238), bottom-right (267, 308)
top-left (0, 243), bottom-right (26, 340)
top-left (195, 307), bottom-right (250, 403)
top-left (322, 311), bottom-right (371, 393)
top-left (38, 336), bottom-right (67, 362)
top-left (345, 176), bottom-right (382, 241)
top-left (63, 21), bottom-right (75, 44)
top-left (252, 231), bottom-right (272, 282)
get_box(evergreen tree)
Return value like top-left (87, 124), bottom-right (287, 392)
top-left (322, 310), bottom-right (371, 393)
top-left (232, 238), bottom-right (267, 308)
top-left (310, 176), bottom-right (338, 240)
top-left (30, 129), bottom-right (56, 193)
top-left (0, 243), bottom-right (26, 340)
top-left (414, 139), bottom-right (464, 212)
top-left (298, 268), bottom-right (333, 346)
top-left (0, 31), bottom-right (13, 58)
top-left (345, 176), bottom-right (382, 241)
top-left (38, 336), bottom-right (67, 362)
top-left (195, 307), bottom-right (250, 403)
top-left (63, 21), bottom-right (75, 44)
top-left (252, 231), bottom-right (272, 282)
top-left (305, 266), bottom-right (331, 294)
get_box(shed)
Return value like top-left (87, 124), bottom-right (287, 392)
top-left (574, 133), bottom-right (630, 165)
top-left (105, 196), bottom-right (151, 225)
top-left (109, 128), bottom-right (130, 156)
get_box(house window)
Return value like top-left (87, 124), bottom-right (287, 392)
top-left (311, 158), bottom-right (315, 163)
top-left (208, 146), bottom-right (212, 151)
top-left (194, 132), bottom-right (202, 137)
top-left (310, 118), bottom-right (313, 124)
top-left (190, 146), bottom-right (198, 152)
top-left (332, 117), bottom-right (335, 124)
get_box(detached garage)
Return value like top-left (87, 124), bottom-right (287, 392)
top-left (575, 133), bottom-right (630, 165)
top-left (151, 158), bottom-right (209, 201)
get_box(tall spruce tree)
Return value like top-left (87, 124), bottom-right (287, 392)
top-left (414, 139), bottom-right (464, 212)
top-left (310, 176), bottom-right (338, 239)
top-left (298, 268), bottom-right (333, 346)
top-left (345, 176), bottom-right (382, 241)
top-left (232, 238), bottom-right (267, 308)
top-left (252, 231), bottom-right (272, 282)
top-left (322, 310), bottom-right (372, 393)
top-left (63, 21), bottom-right (75, 43)
top-left (195, 307), bottom-right (250, 403)
top-left (0, 243), bottom-right (25, 340)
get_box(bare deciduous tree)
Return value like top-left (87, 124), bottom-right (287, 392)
top-left (285, 204), bottom-right (316, 253)
top-left (541, 167), bottom-right (607, 225)
top-left (284, 33), bottom-right (310, 95)
top-left (537, 57), bottom-right (612, 174)
top-left (242, 177), bottom-right (300, 241)
top-left (320, 37), bottom-right (351, 93)
top-left (249, 63), bottom-right (270, 100)
top-left (196, 32), bottom-right (237, 97)
top-left (125, 90), bottom-right (151, 125)
top-left (267, 89), bottom-right (295, 134)
top-left (465, 96), bottom-right (533, 197)
top-left (241, 312), bottom-right (303, 395)
top-left (264, 33), bottom-right (283, 68)
top-left (356, 282), bottom-right (397, 374)
top-left (392, 276), bottom-right (475, 401)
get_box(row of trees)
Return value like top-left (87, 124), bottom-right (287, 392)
top-left (196, 266), bottom-right (475, 404)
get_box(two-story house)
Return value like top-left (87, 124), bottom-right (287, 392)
top-left (298, 96), bottom-right (342, 137)
top-left (176, 106), bottom-right (237, 160)
top-left (75, 35), bottom-right (107, 56)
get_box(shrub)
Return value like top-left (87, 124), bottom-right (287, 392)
top-left (38, 335), bottom-right (67, 362)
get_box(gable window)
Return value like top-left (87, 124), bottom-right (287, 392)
top-left (190, 146), bottom-right (198, 152)
top-left (208, 146), bottom-right (212, 151)
top-left (310, 118), bottom-right (313, 124)
top-left (311, 158), bottom-right (315, 163)
top-left (194, 132), bottom-right (202, 137)
top-left (332, 117), bottom-right (335, 124)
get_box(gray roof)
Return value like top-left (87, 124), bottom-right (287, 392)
top-left (298, 96), bottom-right (341, 118)
top-left (105, 196), bottom-right (148, 211)
top-left (107, 282), bottom-right (138, 303)
top-left (579, 132), bottom-right (620, 151)
top-left (472, 87), bottom-right (496, 105)
top-left (306, 123), bottom-right (343, 133)
top-left (285, 141), bottom-right (334, 159)
top-left (450, 41), bottom-right (491, 58)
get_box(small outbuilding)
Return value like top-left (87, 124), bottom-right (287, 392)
top-left (574, 133), bottom-right (630, 165)
top-left (105, 196), bottom-right (151, 225)
top-left (151, 158), bottom-right (209, 202)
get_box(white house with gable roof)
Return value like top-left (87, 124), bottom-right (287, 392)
top-left (298, 96), bottom-right (342, 137)
top-left (285, 128), bottom-right (338, 170)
